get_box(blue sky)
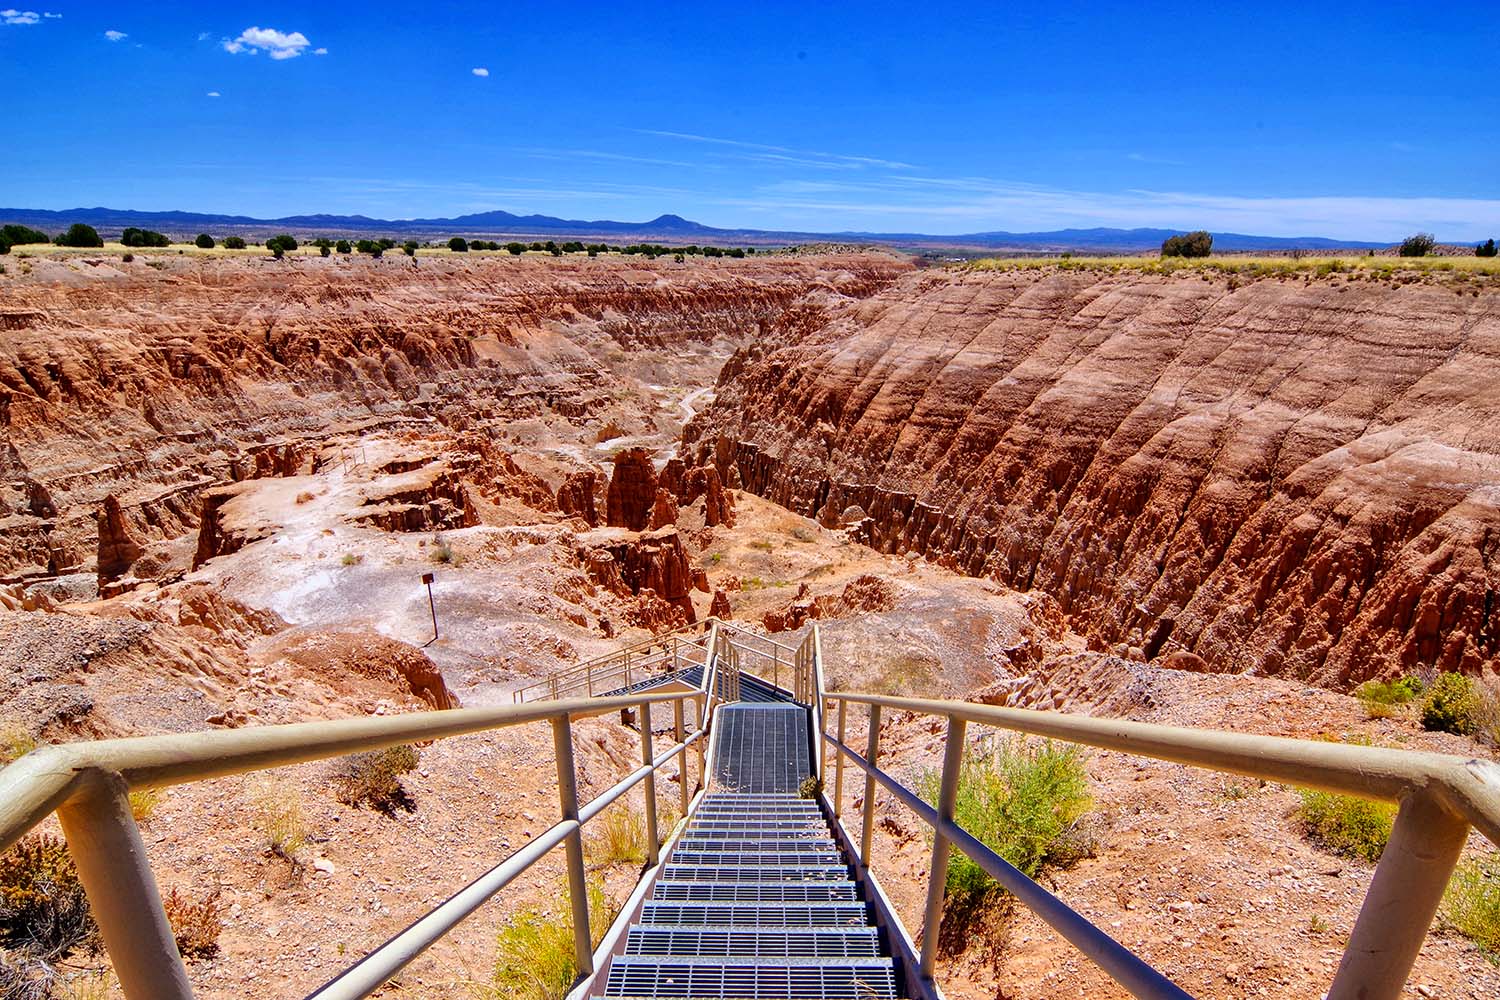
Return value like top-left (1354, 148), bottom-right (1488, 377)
top-left (3, 3), bottom-right (1498, 239)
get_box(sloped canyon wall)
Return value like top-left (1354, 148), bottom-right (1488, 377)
top-left (687, 267), bottom-right (1500, 686)
top-left (0, 254), bottom-right (903, 576)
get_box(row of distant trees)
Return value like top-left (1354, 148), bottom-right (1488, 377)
top-left (0, 223), bottom-right (759, 259)
top-left (1160, 229), bottom-right (1498, 259)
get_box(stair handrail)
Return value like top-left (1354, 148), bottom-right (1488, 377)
top-left (513, 617), bottom-right (714, 703)
top-left (821, 691), bottom-right (1500, 1000)
top-left (0, 687), bottom-right (711, 1000)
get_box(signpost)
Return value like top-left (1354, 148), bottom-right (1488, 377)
top-left (421, 572), bottom-right (438, 646)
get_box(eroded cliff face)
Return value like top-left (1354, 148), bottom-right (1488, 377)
top-left (0, 253), bottom-right (904, 578)
top-left (688, 267), bottom-right (1500, 687)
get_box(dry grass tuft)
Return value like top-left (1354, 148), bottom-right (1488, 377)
top-left (162, 887), bottom-right (223, 960)
top-left (246, 778), bottom-right (308, 861)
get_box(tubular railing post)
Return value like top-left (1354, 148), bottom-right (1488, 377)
top-left (674, 697), bottom-right (689, 815)
top-left (56, 772), bottom-right (195, 1000)
top-left (639, 700), bottom-right (660, 867)
top-left (551, 716), bottom-right (593, 976)
top-left (860, 703), bottom-right (881, 867)
top-left (586, 662), bottom-right (593, 697)
top-left (834, 699), bottom-right (847, 819)
top-left (919, 715), bottom-right (966, 980)
top-left (1327, 792), bottom-right (1469, 1000)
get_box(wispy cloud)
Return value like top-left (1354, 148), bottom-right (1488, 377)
top-left (1126, 151), bottom-right (1185, 166)
top-left (471, 67), bottom-right (489, 77)
top-left (103, 29), bottom-right (127, 42)
top-left (206, 91), bottom-right (221, 98)
top-left (2, 9), bottom-right (60, 25)
top-left (222, 26), bottom-right (324, 60)
top-left (634, 128), bottom-right (916, 171)
top-left (523, 148), bottom-right (711, 170)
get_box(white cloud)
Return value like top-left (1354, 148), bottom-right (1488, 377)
top-left (313, 47), bottom-right (327, 55)
top-left (103, 29), bottom-right (126, 42)
top-left (206, 91), bottom-right (221, 98)
top-left (472, 66), bottom-right (490, 77)
top-left (2, 10), bottom-right (60, 25)
top-left (222, 26), bottom-right (316, 60)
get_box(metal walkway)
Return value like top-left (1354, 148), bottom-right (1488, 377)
top-left (595, 703), bottom-right (899, 1000)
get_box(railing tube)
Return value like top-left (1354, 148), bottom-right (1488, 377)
top-left (673, 697), bottom-right (690, 816)
top-left (859, 703), bottom-right (881, 867)
top-left (639, 700), bottom-right (660, 866)
top-left (834, 699), bottom-right (847, 819)
top-left (919, 716), bottom-right (966, 979)
top-left (1327, 791), bottom-right (1469, 1000)
top-left (56, 771), bottom-right (194, 1000)
top-left (551, 716), bottom-right (593, 976)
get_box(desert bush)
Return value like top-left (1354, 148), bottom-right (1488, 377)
top-left (119, 253), bottom-right (132, 264)
top-left (506, 242), bottom-right (525, 255)
top-left (492, 876), bottom-right (617, 1000)
top-left (53, 225), bottom-right (102, 248)
top-left (1161, 230), bottom-right (1213, 257)
top-left (1478, 239), bottom-right (1498, 258)
top-left (0, 722), bottom-right (35, 765)
top-left (320, 245), bottom-right (331, 257)
top-left (920, 738), bottom-right (1092, 906)
top-left (1, 225), bottom-right (48, 247)
top-left (266, 234), bottom-right (298, 254)
top-left (1296, 789), bottom-right (1394, 861)
top-left (119, 227), bottom-right (169, 248)
top-left (1443, 856), bottom-right (1500, 953)
top-left (798, 775), bottom-right (823, 800)
top-left (193, 233), bottom-right (214, 249)
top-left (335, 239), bottom-right (351, 254)
top-left (1354, 675), bottom-right (1423, 718)
top-left (247, 779), bottom-right (307, 860)
top-left (403, 242), bottom-right (418, 257)
top-left (0, 835), bottom-right (97, 958)
top-left (587, 802), bottom-right (645, 867)
top-left (223, 236), bottom-right (246, 250)
top-left (448, 237), bottom-right (469, 252)
top-left (161, 887), bottom-right (222, 959)
top-left (1421, 672), bottom-right (1480, 735)
top-left (127, 788), bottom-right (160, 824)
top-left (1399, 232), bottom-right (1436, 257)
top-left (330, 744), bottom-right (419, 814)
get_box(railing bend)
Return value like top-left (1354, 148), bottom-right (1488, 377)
top-left (818, 691), bottom-right (1500, 1000)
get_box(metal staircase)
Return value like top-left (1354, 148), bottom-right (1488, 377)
top-left (595, 703), bottom-right (899, 1000)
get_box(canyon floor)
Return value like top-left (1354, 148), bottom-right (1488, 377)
top-left (0, 249), bottom-right (1496, 998)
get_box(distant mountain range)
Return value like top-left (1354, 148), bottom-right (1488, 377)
top-left (0, 205), bottom-right (1394, 253)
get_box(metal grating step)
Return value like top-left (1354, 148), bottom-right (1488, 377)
top-left (652, 882), bottom-right (860, 903)
top-left (625, 927), bottom-right (882, 958)
top-left (602, 956), bottom-right (897, 999)
top-left (712, 705), bottom-right (811, 794)
top-left (661, 864), bottom-right (850, 882)
top-left (677, 838), bottom-right (838, 852)
top-left (639, 903), bottom-right (869, 927)
top-left (669, 850), bottom-right (845, 867)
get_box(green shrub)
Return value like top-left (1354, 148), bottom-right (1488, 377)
top-left (0, 834), bottom-right (98, 957)
top-left (223, 236), bottom-right (246, 250)
top-left (1422, 672), bottom-right (1480, 735)
top-left (1354, 675), bottom-right (1423, 718)
top-left (119, 227), bottom-right (170, 248)
top-left (266, 234), bottom-right (298, 254)
top-left (1161, 230), bottom-right (1213, 257)
top-left (920, 738), bottom-right (1092, 904)
top-left (330, 744), bottom-right (420, 814)
top-left (587, 802), bottom-right (645, 866)
top-left (1478, 239), bottom-right (1498, 258)
top-left (54, 224), bottom-right (103, 248)
top-left (1296, 789), bottom-right (1394, 861)
top-left (1, 224), bottom-right (48, 247)
top-left (493, 876), bottom-right (617, 1000)
top-left (194, 233), bottom-right (215, 249)
top-left (1400, 233), bottom-right (1436, 257)
top-left (448, 236), bottom-right (469, 252)
top-left (335, 239), bottom-right (351, 254)
top-left (1443, 857), bottom-right (1500, 953)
